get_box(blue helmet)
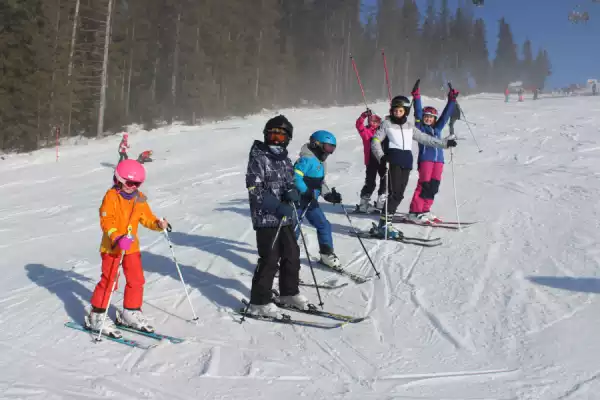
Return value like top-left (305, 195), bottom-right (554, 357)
top-left (309, 130), bottom-right (337, 161)
top-left (310, 130), bottom-right (337, 147)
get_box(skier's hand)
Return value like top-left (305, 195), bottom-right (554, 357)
top-left (283, 188), bottom-right (300, 203)
top-left (411, 87), bottom-right (421, 99)
top-left (366, 108), bottom-right (372, 117)
top-left (157, 218), bottom-right (170, 231)
top-left (446, 139), bottom-right (458, 148)
top-left (379, 155), bottom-right (388, 164)
top-left (115, 235), bottom-right (134, 251)
top-left (324, 188), bottom-right (342, 204)
top-left (448, 88), bottom-right (459, 101)
top-left (275, 202), bottom-right (294, 219)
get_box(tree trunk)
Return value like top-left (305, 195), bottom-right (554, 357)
top-left (171, 11), bottom-right (181, 123)
top-left (97, 0), bottom-right (114, 137)
top-left (67, 0), bottom-right (81, 137)
top-left (125, 23), bottom-right (135, 118)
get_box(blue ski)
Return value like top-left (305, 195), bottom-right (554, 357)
top-left (64, 321), bottom-right (152, 349)
top-left (114, 324), bottom-right (185, 344)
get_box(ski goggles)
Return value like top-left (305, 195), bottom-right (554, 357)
top-left (124, 180), bottom-right (142, 188)
top-left (266, 128), bottom-right (289, 144)
top-left (322, 143), bottom-right (336, 154)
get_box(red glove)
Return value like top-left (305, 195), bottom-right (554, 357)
top-left (448, 88), bottom-right (459, 101)
top-left (411, 87), bottom-right (421, 99)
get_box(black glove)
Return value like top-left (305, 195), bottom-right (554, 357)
top-left (283, 188), bottom-right (300, 203)
top-left (275, 202), bottom-right (294, 219)
top-left (446, 139), bottom-right (457, 148)
top-left (379, 155), bottom-right (388, 164)
top-left (366, 108), bottom-right (372, 117)
top-left (323, 188), bottom-right (342, 204)
top-left (166, 223), bottom-right (173, 232)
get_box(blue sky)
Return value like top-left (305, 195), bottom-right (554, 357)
top-left (362, 0), bottom-right (600, 88)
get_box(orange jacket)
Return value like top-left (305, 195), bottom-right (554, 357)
top-left (99, 188), bottom-right (162, 255)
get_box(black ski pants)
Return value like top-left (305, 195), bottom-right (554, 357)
top-left (360, 156), bottom-right (387, 198)
top-left (250, 225), bottom-right (300, 305)
top-left (384, 165), bottom-right (411, 216)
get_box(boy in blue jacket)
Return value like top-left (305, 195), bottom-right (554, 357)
top-left (408, 87), bottom-right (458, 224)
top-left (294, 130), bottom-right (343, 268)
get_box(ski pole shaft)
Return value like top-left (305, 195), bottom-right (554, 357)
top-left (292, 203), bottom-right (324, 309)
top-left (350, 55), bottom-right (368, 109)
top-left (95, 252), bottom-right (123, 342)
top-left (385, 162), bottom-right (389, 241)
top-left (461, 108), bottom-right (483, 152)
top-left (448, 82), bottom-right (482, 153)
top-left (382, 50), bottom-right (392, 102)
top-left (163, 229), bottom-right (199, 321)
top-left (241, 217), bottom-right (286, 322)
top-left (450, 149), bottom-right (462, 231)
top-left (340, 205), bottom-right (381, 278)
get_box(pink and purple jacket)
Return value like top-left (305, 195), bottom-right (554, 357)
top-left (355, 112), bottom-right (378, 165)
top-left (119, 139), bottom-right (129, 153)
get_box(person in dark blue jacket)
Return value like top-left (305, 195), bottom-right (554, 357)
top-left (407, 88), bottom-right (458, 224)
top-left (294, 130), bottom-right (343, 269)
top-left (245, 115), bottom-right (309, 319)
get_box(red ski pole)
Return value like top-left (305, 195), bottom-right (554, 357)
top-left (382, 49), bottom-right (392, 102)
top-left (350, 55), bottom-right (368, 109)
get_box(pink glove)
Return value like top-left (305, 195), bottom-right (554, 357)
top-left (115, 235), bottom-right (134, 251)
top-left (448, 88), bottom-right (459, 101)
top-left (411, 87), bottom-right (421, 99)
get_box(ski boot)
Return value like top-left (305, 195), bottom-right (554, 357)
top-left (278, 294), bottom-right (310, 311)
top-left (370, 216), bottom-right (403, 239)
top-left (357, 196), bottom-right (371, 213)
top-left (84, 309), bottom-right (122, 338)
top-left (247, 302), bottom-right (284, 319)
top-left (375, 193), bottom-right (387, 210)
top-left (116, 308), bottom-right (155, 333)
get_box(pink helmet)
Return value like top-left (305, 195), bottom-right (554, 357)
top-left (115, 159), bottom-right (146, 184)
top-left (123, 132), bottom-right (129, 138)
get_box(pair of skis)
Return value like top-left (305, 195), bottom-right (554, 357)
top-left (236, 298), bottom-right (367, 329)
top-left (393, 214), bottom-right (478, 230)
top-left (65, 320), bottom-right (185, 349)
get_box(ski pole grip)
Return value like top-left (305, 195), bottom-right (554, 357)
top-left (448, 82), bottom-right (454, 90)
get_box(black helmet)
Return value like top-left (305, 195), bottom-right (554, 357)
top-left (390, 95), bottom-right (411, 121)
top-left (263, 115), bottom-right (293, 138)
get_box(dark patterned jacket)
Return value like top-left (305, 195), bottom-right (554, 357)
top-left (245, 140), bottom-right (295, 229)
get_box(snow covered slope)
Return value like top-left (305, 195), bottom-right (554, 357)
top-left (1, 94), bottom-right (600, 399)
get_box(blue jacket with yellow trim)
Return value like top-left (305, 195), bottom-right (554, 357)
top-left (413, 96), bottom-right (455, 163)
top-left (294, 144), bottom-right (331, 204)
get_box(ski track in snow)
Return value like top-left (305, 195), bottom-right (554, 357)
top-left (2, 94), bottom-right (600, 399)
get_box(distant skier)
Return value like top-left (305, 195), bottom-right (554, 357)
top-left (533, 88), bottom-right (539, 100)
top-left (118, 133), bottom-right (130, 162)
top-left (294, 130), bottom-right (342, 268)
top-left (86, 160), bottom-right (170, 338)
top-left (504, 88), bottom-right (510, 103)
top-left (407, 87), bottom-right (457, 224)
top-left (518, 88), bottom-right (524, 102)
top-left (245, 115), bottom-right (308, 319)
top-left (137, 150), bottom-right (153, 164)
top-left (593, 82), bottom-right (597, 96)
top-left (355, 109), bottom-right (386, 213)
top-left (370, 92), bottom-right (458, 239)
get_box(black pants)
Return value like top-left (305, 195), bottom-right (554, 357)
top-left (360, 156), bottom-right (387, 198)
top-left (250, 225), bottom-right (300, 305)
top-left (384, 165), bottom-right (411, 216)
top-left (119, 152), bottom-right (128, 162)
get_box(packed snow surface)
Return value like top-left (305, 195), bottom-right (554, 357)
top-left (1, 94), bottom-right (600, 399)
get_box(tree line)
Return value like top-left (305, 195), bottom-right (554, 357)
top-left (0, 0), bottom-right (551, 152)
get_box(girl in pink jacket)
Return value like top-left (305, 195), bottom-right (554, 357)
top-left (355, 109), bottom-right (386, 212)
